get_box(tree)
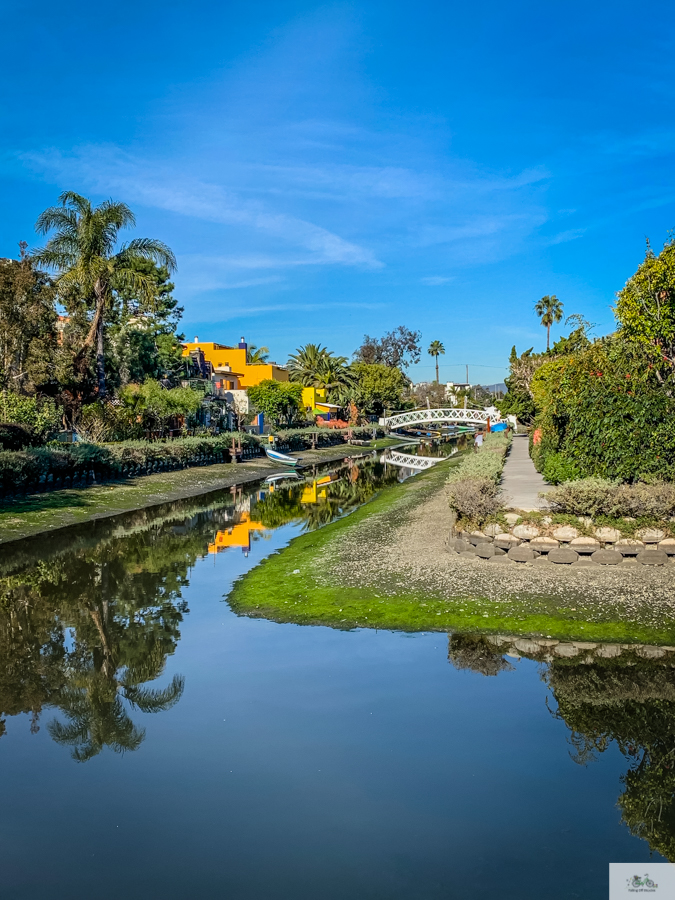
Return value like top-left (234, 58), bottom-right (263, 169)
top-left (33, 192), bottom-right (176, 399)
top-left (247, 344), bottom-right (269, 365)
top-left (288, 344), bottom-right (353, 397)
top-left (0, 244), bottom-right (58, 394)
top-left (615, 237), bottom-right (675, 384)
top-left (247, 380), bottom-right (304, 427)
top-left (354, 326), bottom-right (422, 369)
top-left (534, 295), bottom-right (564, 351)
top-left (349, 362), bottom-right (408, 416)
top-left (428, 340), bottom-right (445, 383)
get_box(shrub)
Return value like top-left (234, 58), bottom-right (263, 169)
top-left (542, 452), bottom-right (581, 485)
top-left (0, 392), bottom-right (60, 441)
top-left (446, 432), bottom-right (510, 525)
top-left (542, 477), bottom-right (675, 519)
top-left (446, 477), bottom-right (504, 524)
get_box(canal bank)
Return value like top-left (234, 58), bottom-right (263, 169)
top-left (229, 460), bottom-right (675, 645)
top-left (0, 440), bottom-right (397, 545)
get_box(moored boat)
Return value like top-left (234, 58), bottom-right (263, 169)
top-left (264, 446), bottom-right (301, 467)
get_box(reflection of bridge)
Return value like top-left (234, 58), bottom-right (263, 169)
top-left (380, 450), bottom-right (441, 470)
top-left (380, 408), bottom-right (498, 429)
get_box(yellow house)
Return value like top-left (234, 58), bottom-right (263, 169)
top-left (182, 337), bottom-right (289, 388)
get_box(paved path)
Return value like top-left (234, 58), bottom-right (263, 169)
top-left (500, 434), bottom-right (549, 510)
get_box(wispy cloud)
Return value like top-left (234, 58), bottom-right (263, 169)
top-left (421, 276), bottom-right (453, 286)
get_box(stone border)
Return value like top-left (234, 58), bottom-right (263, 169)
top-left (449, 523), bottom-right (675, 567)
top-left (461, 633), bottom-right (675, 662)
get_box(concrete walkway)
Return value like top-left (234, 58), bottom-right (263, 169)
top-left (500, 434), bottom-right (549, 510)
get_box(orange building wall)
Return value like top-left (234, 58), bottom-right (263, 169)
top-left (182, 342), bottom-right (289, 388)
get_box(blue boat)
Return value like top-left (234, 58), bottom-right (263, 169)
top-left (265, 446), bottom-right (301, 467)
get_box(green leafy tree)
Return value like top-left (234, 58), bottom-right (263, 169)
top-left (247, 380), bottom-right (304, 427)
top-left (349, 362), bottom-right (408, 416)
top-left (615, 237), bottom-right (675, 385)
top-left (354, 325), bottom-right (422, 369)
top-left (0, 243), bottom-right (58, 394)
top-left (428, 340), bottom-right (445, 383)
top-left (535, 294), bottom-right (564, 351)
top-left (33, 192), bottom-right (176, 399)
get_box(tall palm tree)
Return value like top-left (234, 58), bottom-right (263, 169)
top-left (247, 344), bottom-right (269, 365)
top-left (34, 192), bottom-right (176, 398)
top-left (534, 294), bottom-right (564, 351)
top-left (287, 344), bottom-right (331, 386)
top-left (428, 340), bottom-right (445, 383)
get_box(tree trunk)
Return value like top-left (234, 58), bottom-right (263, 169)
top-left (435, 357), bottom-right (439, 383)
top-left (546, 324), bottom-right (550, 351)
top-left (96, 309), bottom-right (106, 398)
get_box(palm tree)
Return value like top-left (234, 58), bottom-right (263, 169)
top-left (428, 340), bottom-right (445, 383)
top-left (534, 294), bottom-right (564, 351)
top-left (34, 192), bottom-right (176, 398)
top-left (247, 344), bottom-right (269, 365)
top-left (287, 344), bottom-right (331, 386)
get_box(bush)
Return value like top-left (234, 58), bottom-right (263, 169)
top-left (446, 477), bottom-right (503, 524)
top-left (542, 452), bottom-right (581, 485)
top-left (543, 478), bottom-right (675, 519)
top-left (446, 432), bottom-right (510, 525)
top-left (0, 393), bottom-right (60, 442)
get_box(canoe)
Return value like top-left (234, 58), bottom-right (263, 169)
top-left (265, 446), bottom-right (301, 467)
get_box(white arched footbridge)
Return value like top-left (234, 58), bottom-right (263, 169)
top-left (379, 407), bottom-right (500, 430)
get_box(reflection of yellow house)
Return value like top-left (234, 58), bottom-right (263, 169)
top-left (300, 475), bottom-right (335, 504)
top-left (208, 512), bottom-right (266, 555)
top-left (182, 337), bottom-right (288, 388)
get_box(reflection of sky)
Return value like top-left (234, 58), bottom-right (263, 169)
top-left (4, 2), bottom-right (675, 375)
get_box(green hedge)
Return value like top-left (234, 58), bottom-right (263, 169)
top-left (0, 434), bottom-right (258, 497)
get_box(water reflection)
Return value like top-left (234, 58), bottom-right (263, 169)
top-left (448, 633), bottom-right (675, 860)
top-left (0, 456), bottom-right (397, 758)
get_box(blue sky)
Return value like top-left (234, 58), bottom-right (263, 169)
top-left (2, 0), bottom-right (675, 384)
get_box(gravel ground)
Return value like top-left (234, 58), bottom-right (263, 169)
top-left (313, 467), bottom-right (675, 626)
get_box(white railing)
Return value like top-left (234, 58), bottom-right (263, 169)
top-left (380, 450), bottom-right (440, 470)
top-left (380, 407), bottom-right (498, 429)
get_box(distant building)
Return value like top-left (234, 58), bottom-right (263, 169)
top-left (445, 381), bottom-right (471, 404)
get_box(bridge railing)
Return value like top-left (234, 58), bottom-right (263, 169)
top-left (380, 407), bottom-right (500, 429)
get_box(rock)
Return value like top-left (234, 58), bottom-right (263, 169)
top-left (483, 523), bottom-right (503, 536)
top-left (512, 524), bottom-right (540, 539)
top-left (658, 538), bottom-right (675, 555)
top-left (541, 516), bottom-right (552, 525)
top-left (451, 539), bottom-right (473, 552)
top-left (468, 532), bottom-right (492, 545)
top-left (637, 548), bottom-right (669, 566)
top-left (475, 543), bottom-right (506, 559)
top-left (577, 516), bottom-right (593, 527)
top-left (514, 639), bottom-right (541, 654)
top-left (533, 556), bottom-right (550, 565)
top-left (635, 527), bottom-right (666, 543)
top-left (623, 516), bottom-right (636, 522)
top-left (621, 558), bottom-right (639, 567)
top-left (594, 526), bottom-right (622, 543)
top-left (504, 512), bottom-right (521, 525)
top-left (552, 526), bottom-right (579, 542)
top-left (554, 643), bottom-right (580, 657)
top-left (615, 538), bottom-right (645, 556)
top-left (548, 547), bottom-right (579, 565)
top-left (591, 549), bottom-right (623, 565)
top-left (569, 537), bottom-right (601, 554)
top-left (573, 557), bottom-right (596, 566)
top-left (487, 555), bottom-right (514, 564)
top-left (530, 537), bottom-right (560, 553)
top-left (459, 551), bottom-right (480, 560)
top-left (508, 546), bottom-right (540, 563)
top-left (494, 533), bottom-right (520, 550)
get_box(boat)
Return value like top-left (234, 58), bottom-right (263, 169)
top-left (264, 446), bottom-right (302, 467)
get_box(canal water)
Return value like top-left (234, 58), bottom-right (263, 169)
top-left (0, 455), bottom-right (667, 898)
